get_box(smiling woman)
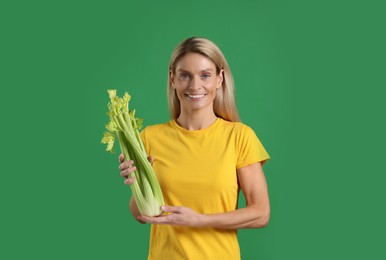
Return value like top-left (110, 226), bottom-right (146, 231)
top-left (119, 37), bottom-right (271, 260)
top-left (170, 52), bottom-right (223, 126)
top-left (167, 37), bottom-right (240, 123)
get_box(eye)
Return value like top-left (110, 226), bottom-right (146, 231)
top-left (201, 74), bottom-right (211, 80)
top-left (179, 73), bottom-right (191, 80)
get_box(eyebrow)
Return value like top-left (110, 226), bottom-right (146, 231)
top-left (177, 68), bottom-right (214, 72)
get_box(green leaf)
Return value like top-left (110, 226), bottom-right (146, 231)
top-left (101, 131), bottom-right (115, 153)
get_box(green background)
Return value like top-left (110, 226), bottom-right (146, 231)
top-left (1, 0), bottom-right (385, 259)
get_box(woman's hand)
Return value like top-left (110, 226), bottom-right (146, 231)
top-left (118, 153), bottom-right (137, 185)
top-left (139, 206), bottom-right (204, 227)
top-left (141, 163), bottom-right (270, 229)
top-left (118, 154), bottom-right (155, 185)
top-left (119, 153), bottom-right (155, 224)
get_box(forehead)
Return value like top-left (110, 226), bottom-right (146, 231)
top-left (175, 52), bottom-right (216, 71)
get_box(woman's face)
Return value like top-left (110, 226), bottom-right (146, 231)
top-left (170, 52), bottom-right (223, 114)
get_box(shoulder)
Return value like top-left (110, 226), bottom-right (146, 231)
top-left (140, 121), bottom-right (173, 136)
top-left (218, 119), bottom-right (263, 150)
top-left (218, 118), bottom-right (256, 136)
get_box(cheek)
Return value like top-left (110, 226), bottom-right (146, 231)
top-left (174, 88), bottom-right (185, 100)
top-left (208, 83), bottom-right (219, 94)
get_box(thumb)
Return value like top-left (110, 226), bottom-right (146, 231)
top-left (161, 206), bottom-right (183, 214)
top-left (119, 153), bottom-right (125, 163)
top-left (148, 156), bottom-right (155, 165)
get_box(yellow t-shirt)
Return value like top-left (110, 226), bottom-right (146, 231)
top-left (140, 118), bottom-right (270, 260)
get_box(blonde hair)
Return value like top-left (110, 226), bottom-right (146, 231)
top-left (167, 37), bottom-right (240, 122)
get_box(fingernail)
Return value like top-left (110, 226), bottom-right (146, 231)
top-left (161, 206), bottom-right (166, 210)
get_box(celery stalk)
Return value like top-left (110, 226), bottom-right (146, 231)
top-left (101, 89), bottom-right (164, 217)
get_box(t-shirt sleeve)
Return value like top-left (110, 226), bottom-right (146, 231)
top-left (236, 125), bottom-right (270, 169)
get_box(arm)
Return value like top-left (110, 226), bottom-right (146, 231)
top-left (140, 162), bottom-right (270, 229)
top-left (202, 162), bottom-right (270, 229)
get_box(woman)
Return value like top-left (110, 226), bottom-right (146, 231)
top-left (119, 37), bottom-right (270, 259)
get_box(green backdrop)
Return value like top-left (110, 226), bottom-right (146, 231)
top-left (1, 0), bottom-right (385, 259)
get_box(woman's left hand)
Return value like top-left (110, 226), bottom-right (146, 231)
top-left (138, 206), bottom-right (204, 227)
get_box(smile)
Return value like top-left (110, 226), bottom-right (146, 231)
top-left (185, 93), bottom-right (207, 99)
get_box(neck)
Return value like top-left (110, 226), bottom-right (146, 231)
top-left (176, 109), bottom-right (218, 130)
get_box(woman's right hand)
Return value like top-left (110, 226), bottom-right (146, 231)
top-left (119, 153), bottom-right (155, 223)
top-left (119, 153), bottom-right (137, 185)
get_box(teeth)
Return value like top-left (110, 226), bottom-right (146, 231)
top-left (187, 94), bottom-right (205, 98)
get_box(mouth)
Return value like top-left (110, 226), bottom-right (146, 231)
top-left (185, 93), bottom-right (207, 99)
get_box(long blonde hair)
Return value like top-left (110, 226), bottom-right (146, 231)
top-left (167, 37), bottom-right (240, 122)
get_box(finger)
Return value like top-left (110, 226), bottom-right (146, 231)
top-left (139, 215), bottom-right (171, 224)
top-left (119, 153), bottom-right (124, 163)
top-left (124, 176), bottom-right (136, 185)
top-left (138, 215), bottom-right (152, 223)
top-left (161, 206), bottom-right (183, 214)
top-left (148, 156), bottom-right (155, 165)
top-left (120, 166), bottom-right (137, 178)
top-left (119, 160), bottom-right (134, 171)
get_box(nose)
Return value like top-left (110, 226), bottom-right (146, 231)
top-left (189, 76), bottom-right (202, 90)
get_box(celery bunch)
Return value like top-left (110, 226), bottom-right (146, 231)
top-left (101, 89), bottom-right (164, 217)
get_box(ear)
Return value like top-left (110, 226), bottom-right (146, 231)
top-left (169, 70), bottom-right (175, 88)
top-left (216, 69), bottom-right (224, 89)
